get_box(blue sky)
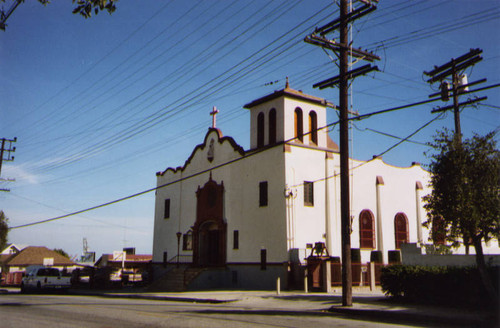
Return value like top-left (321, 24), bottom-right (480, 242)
top-left (1, 0), bottom-right (499, 259)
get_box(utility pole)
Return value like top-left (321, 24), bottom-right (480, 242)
top-left (339, 0), bottom-right (351, 308)
top-left (424, 48), bottom-right (487, 143)
top-left (0, 137), bottom-right (17, 192)
top-left (305, 0), bottom-right (380, 306)
top-left (424, 49), bottom-right (487, 254)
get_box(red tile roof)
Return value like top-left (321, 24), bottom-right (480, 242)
top-left (104, 254), bottom-right (152, 262)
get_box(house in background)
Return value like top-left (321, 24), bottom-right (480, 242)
top-left (1, 246), bottom-right (77, 286)
top-left (1, 243), bottom-right (28, 256)
top-left (0, 243), bottom-right (27, 271)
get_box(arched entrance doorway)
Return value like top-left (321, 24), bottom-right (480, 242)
top-left (198, 221), bottom-right (223, 266)
top-left (192, 176), bottom-right (226, 267)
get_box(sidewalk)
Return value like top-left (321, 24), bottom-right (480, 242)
top-left (2, 286), bottom-right (496, 327)
top-left (68, 287), bottom-right (497, 327)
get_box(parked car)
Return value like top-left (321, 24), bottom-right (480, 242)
top-left (20, 266), bottom-right (71, 293)
top-left (71, 267), bottom-right (94, 286)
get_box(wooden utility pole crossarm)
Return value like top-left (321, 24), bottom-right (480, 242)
top-left (424, 49), bottom-right (487, 142)
top-left (0, 137), bottom-right (17, 192)
top-left (305, 0), bottom-right (380, 307)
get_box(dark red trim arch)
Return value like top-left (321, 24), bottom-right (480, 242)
top-left (359, 210), bottom-right (375, 249)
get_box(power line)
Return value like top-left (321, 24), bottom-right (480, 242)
top-left (365, 8), bottom-right (500, 50)
top-left (289, 112), bottom-right (446, 189)
top-left (481, 103), bottom-right (500, 110)
top-left (353, 124), bottom-right (428, 146)
top-left (15, 1), bottom-right (175, 133)
top-left (8, 2), bottom-right (499, 194)
top-left (9, 94), bottom-right (446, 229)
top-left (23, 2), bottom-right (336, 175)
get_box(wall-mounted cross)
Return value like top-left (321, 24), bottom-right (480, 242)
top-left (210, 106), bottom-right (219, 128)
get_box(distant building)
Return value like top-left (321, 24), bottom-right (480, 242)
top-left (1, 243), bottom-right (28, 256)
top-left (151, 81), bottom-right (498, 290)
top-left (94, 252), bottom-right (152, 283)
top-left (0, 243), bottom-right (28, 272)
top-left (1, 246), bottom-right (77, 286)
top-left (95, 253), bottom-right (152, 271)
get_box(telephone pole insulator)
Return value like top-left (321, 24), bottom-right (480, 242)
top-left (440, 82), bottom-right (450, 101)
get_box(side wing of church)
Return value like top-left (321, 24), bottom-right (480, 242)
top-left (152, 82), bottom-right (434, 290)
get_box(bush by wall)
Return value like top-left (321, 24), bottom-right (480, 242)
top-left (380, 265), bottom-right (498, 308)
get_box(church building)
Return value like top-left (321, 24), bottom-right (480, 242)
top-left (152, 81), bottom-right (432, 289)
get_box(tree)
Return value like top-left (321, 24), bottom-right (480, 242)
top-left (423, 129), bottom-right (500, 302)
top-left (0, 211), bottom-right (9, 251)
top-left (53, 248), bottom-right (70, 258)
top-left (1, 0), bottom-right (117, 30)
top-left (71, 0), bottom-right (117, 19)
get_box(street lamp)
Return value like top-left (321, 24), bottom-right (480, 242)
top-left (176, 232), bottom-right (182, 268)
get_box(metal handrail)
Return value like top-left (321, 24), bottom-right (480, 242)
top-left (167, 255), bottom-right (193, 264)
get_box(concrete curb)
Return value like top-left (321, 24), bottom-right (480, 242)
top-left (328, 305), bottom-right (497, 328)
top-left (68, 290), bottom-right (236, 304)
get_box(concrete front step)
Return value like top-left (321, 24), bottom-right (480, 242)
top-left (148, 266), bottom-right (205, 292)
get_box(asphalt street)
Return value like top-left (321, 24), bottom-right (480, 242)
top-left (0, 292), bottom-right (424, 328)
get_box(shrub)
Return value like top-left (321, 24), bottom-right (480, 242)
top-left (380, 265), bottom-right (498, 308)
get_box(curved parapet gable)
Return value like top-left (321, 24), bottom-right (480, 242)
top-left (156, 128), bottom-right (246, 177)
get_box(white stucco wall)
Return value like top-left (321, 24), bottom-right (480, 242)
top-left (153, 129), bottom-right (289, 265)
top-left (281, 146), bottom-right (432, 264)
top-left (348, 158), bottom-right (431, 263)
top-left (283, 145), bottom-right (337, 254)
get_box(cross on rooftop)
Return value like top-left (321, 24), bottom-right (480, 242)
top-left (210, 106), bottom-right (219, 128)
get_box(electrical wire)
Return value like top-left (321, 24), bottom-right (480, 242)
top-left (289, 112), bottom-right (446, 189)
top-left (353, 124), bottom-right (428, 146)
top-left (6, 2), bottom-right (498, 204)
top-left (10, 94), bottom-right (450, 230)
top-left (23, 2), bottom-right (337, 175)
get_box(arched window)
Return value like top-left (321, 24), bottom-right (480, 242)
top-left (359, 210), bottom-right (375, 249)
top-left (269, 108), bottom-right (277, 145)
top-left (257, 112), bottom-right (265, 148)
top-left (309, 111), bottom-right (318, 145)
top-left (394, 213), bottom-right (409, 249)
top-left (294, 108), bottom-right (303, 142)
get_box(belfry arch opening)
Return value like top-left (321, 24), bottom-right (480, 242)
top-left (294, 107), bottom-right (303, 142)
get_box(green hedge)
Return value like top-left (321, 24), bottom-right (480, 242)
top-left (380, 265), bottom-right (498, 307)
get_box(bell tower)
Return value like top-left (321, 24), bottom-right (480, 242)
top-left (244, 79), bottom-right (330, 150)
